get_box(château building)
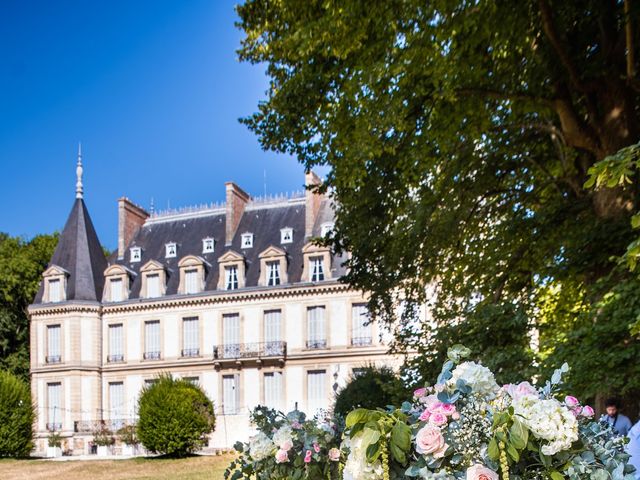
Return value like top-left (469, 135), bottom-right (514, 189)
top-left (28, 152), bottom-right (405, 455)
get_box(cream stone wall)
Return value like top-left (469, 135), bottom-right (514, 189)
top-left (29, 283), bottom-right (411, 454)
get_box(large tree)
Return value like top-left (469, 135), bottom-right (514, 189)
top-left (0, 233), bottom-right (58, 380)
top-left (237, 1), bottom-right (640, 400)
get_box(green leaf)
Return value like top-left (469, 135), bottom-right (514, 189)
top-left (509, 418), bottom-right (528, 450)
top-left (346, 408), bottom-right (369, 428)
top-left (390, 421), bottom-right (412, 452)
top-left (488, 438), bottom-right (500, 460)
top-left (507, 443), bottom-right (519, 462)
top-left (550, 471), bottom-right (564, 480)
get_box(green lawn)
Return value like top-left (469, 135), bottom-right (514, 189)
top-left (0, 454), bottom-right (235, 480)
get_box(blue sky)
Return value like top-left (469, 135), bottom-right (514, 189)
top-left (0, 0), bottom-right (307, 250)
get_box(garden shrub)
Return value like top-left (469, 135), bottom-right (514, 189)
top-left (0, 369), bottom-right (34, 457)
top-left (333, 365), bottom-right (408, 417)
top-left (137, 375), bottom-right (215, 456)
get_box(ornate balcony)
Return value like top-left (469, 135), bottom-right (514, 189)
top-left (143, 351), bottom-right (161, 360)
top-left (306, 339), bottom-right (327, 349)
top-left (74, 419), bottom-right (131, 433)
top-left (350, 336), bottom-right (373, 347)
top-left (46, 422), bottom-right (62, 432)
top-left (213, 341), bottom-right (286, 369)
top-left (107, 354), bottom-right (124, 363)
top-left (45, 355), bottom-right (61, 364)
top-left (181, 348), bottom-right (200, 358)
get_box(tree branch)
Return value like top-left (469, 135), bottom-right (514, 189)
top-left (538, 0), bottom-right (590, 93)
top-left (626, 0), bottom-right (636, 79)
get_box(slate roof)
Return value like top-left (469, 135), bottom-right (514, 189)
top-left (34, 199), bottom-right (108, 303)
top-left (110, 198), bottom-right (346, 299)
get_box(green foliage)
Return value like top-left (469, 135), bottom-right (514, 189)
top-left (47, 431), bottom-right (62, 448)
top-left (237, 1), bottom-right (640, 402)
top-left (333, 366), bottom-right (408, 417)
top-left (0, 232), bottom-right (58, 380)
top-left (0, 370), bottom-right (34, 457)
top-left (93, 424), bottom-right (115, 446)
top-left (137, 375), bottom-right (215, 457)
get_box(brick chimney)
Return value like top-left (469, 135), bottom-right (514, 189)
top-left (225, 182), bottom-right (250, 245)
top-left (305, 170), bottom-right (323, 238)
top-left (117, 197), bottom-right (149, 259)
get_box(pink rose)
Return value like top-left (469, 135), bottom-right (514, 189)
top-left (313, 443), bottom-right (321, 453)
top-left (452, 411), bottom-right (461, 421)
top-left (414, 387), bottom-right (427, 398)
top-left (503, 382), bottom-right (538, 400)
top-left (275, 449), bottom-right (289, 463)
top-left (419, 409), bottom-right (431, 422)
top-left (304, 450), bottom-right (312, 463)
top-left (439, 403), bottom-right (456, 416)
top-left (429, 401), bottom-right (445, 413)
top-left (281, 439), bottom-right (293, 451)
top-left (328, 447), bottom-right (340, 462)
top-left (422, 395), bottom-right (440, 408)
top-left (466, 464), bottom-right (499, 480)
top-left (581, 405), bottom-right (595, 418)
top-left (415, 425), bottom-right (448, 458)
top-left (429, 412), bottom-right (448, 427)
top-left (292, 421), bottom-right (302, 429)
top-left (564, 395), bottom-right (579, 408)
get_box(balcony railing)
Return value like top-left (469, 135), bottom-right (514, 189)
top-left (214, 341), bottom-right (286, 360)
top-left (143, 351), bottom-right (161, 360)
top-left (46, 422), bottom-right (62, 432)
top-left (351, 336), bottom-right (373, 347)
top-left (45, 355), bottom-right (61, 364)
top-left (74, 419), bottom-right (131, 433)
top-left (306, 339), bottom-right (327, 349)
top-left (181, 348), bottom-right (200, 358)
top-left (107, 354), bottom-right (124, 363)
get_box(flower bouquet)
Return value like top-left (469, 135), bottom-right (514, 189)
top-left (225, 405), bottom-right (343, 480)
top-left (342, 345), bottom-right (635, 479)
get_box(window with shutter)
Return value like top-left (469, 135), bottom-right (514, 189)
top-left (110, 278), bottom-right (123, 302)
top-left (223, 314), bottom-right (240, 358)
top-left (223, 374), bottom-right (239, 414)
top-left (306, 306), bottom-right (326, 349)
top-left (225, 266), bottom-right (239, 290)
top-left (144, 321), bottom-right (161, 360)
top-left (267, 261), bottom-right (281, 286)
top-left (310, 257), bottom-right (325, 282)
top-left (47, 382), bottom-right (62, 431)
top-left (109, 382), bottom-right (125, 429)
top-left (351, 304), bottom-right (372, 346)
top-left (182, 317), bottom-right (199, 357)
top-left (46, 325), bottom-right (61, 364)
top-left (264, 372), bottom-right (283, 410)
top-left (108, 324), bottom-right (124, 362)
top-left (146, 273), bottom-right (160, 298)
top-left (306, 370), bottom-right (326, 416)
top-left (48, 279), bottom-right (61, 302)
top-left (184, 269), bottom-right (199, 294)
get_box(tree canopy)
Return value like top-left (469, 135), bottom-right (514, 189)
top-left (237, 0), bottom-right (640, 404)
top-left (0, 233), bottom-right (57, 380)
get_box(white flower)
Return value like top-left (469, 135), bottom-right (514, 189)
top-left (512, 396), bottom-right (578, 455)
top-left (342, 434), bottom-right (384, 480)
top-left (449, 362), bottom-right (499, 399)
top-left (272, 425), bottom-right (294, 450)
top-left (248, 431), bottom-right (275, 461)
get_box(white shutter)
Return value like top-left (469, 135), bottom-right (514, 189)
top-left (223, 374), bottom-right (239, 414)
top-left (352, 304), bottom-right (372, 345)
top-left (307, 370), bottom-right (326, 416)
top-left (307, 307), bottom-right (325, 345)
top-left (264, 310), bottom-right (281, 343)
top-left (109, 382), bottom-right (125, 424)
top-left (47, 325), bottom-right (60, 360)
top-left (145, 321), bottom-right (160, 357)
top-left (147, 274), bottom-right (160, 298)
top-left (185, 269), bottom-right (199, 294)
top-left (183, 317), bottom-right (199, 353)
top-left (47, 383), bottom-right (61, 429)
top-left (264, 372), bottom-right (283, 410)
top-left (223, 314), bottom-right (240, 357)
top-left (110, 278), bottom-right (123, 302)
top-left (49, 279), bottom-right (61, 302)
top-left (109, 324), bottom-right (123, 359)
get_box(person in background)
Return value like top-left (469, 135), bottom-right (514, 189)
top-left (600, 397), bottom-right (632, 436)
top-left (628, 419), bottom-right (640, 479)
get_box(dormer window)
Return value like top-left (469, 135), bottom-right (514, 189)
top-left (310, 257), bottom-right (325, 282)
top-left (177, 255), bottom-right (208, 295)
top-left (48, 279), bottom-right (61, 303)
top-left (225, 266), bottom-right (239, 290)
top-left (165, 242), bottom-right (177, 258)
top-left (103, 265), bottom-right (134, 303)
top-left (241, 233), bottom-right (253, 249)
top-left (140, 260), bottom-right (166, 299)
top-left (202, 238), bottom-right (215, 254)
top-left (41, 265), bottom-right (69, 303)
top-left (321, 222), bottom-right (334, 237)
top-left (267, 261), bottom-right (281, 286)
top-left (130, 247), bottom-right (142, 263)
top-left (280, 228), bottom-right (293, 244)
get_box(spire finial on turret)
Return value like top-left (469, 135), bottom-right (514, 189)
top-left (76, 142), bottom-right (83, 199)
